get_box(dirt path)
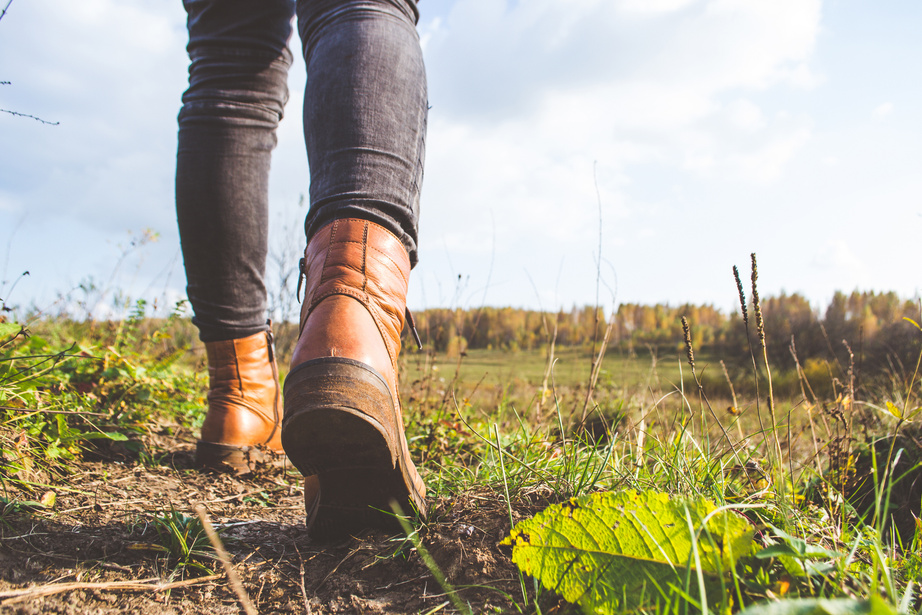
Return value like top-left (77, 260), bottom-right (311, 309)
top-left (0, 432), bottom-right (547, 614)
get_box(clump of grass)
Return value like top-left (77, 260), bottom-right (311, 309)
top-left (0, 300), bottom-right (206, 496)
top-left (148, 507), bottom-right (218, 578)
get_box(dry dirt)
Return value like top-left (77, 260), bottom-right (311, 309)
top-left (0, 430), bottom-right (570, 614)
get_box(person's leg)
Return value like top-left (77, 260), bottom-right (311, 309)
top-left (299, 0), bottom-right (426, 265)
top-left (177, 0), bottom-right (296, 342)
top-left (283, 0), bottom-right (427, 539)
top-left (176, 0), bottom-right (295, 473)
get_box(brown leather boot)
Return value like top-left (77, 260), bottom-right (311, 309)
top-left (195, 329), bottom-right (285, 474)
top-left (282, 218), bottom-right (426, 540)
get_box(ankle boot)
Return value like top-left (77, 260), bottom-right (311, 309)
top-left (195, 329), bottom-right (285, 474)
top-left (282, 218), bottom-right (426, 539)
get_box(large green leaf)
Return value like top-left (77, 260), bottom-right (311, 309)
top-left (501, 490), bottom-right (754, 613)
top-left (737, 596), bottom-right (896, 615)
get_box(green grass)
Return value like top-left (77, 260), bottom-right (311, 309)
top-left (404, 346), bottom-right (685, 391)
top-left (397, 314), bottom-right (922, 613)
top-left (0, 303), bottom-right (206, 489)
top-left (2, 290), bottom-right (921, 613)
top-left (149, 507), bottom-right (218, 578)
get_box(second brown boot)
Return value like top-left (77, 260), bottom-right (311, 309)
top-left (195, 329), bottom-right (285, 474)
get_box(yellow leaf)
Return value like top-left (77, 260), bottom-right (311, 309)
top-left (40, 491), bottom-right (56, 509)
top-left (885, 401), bottom-right (902, 420)
top-left (778, 577), bottom-right (791, 596)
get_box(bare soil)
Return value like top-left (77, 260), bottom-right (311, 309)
top-left (0, 429), bottom-right (566, 614)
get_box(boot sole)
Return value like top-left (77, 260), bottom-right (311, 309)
top-left (282, 357), bottom-right (426, 541)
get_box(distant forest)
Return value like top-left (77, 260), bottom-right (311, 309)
top-left (411, 290), bottom-right (921, 375)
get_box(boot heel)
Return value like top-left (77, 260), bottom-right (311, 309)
top-left (282, 357), bottom-right (425, 539)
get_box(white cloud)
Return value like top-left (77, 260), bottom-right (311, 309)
top-left (8, 0), bottom-right (919, 313)
top-left (0, 192), bottom-right (20, 214)
top-left (412, 0), bottom-right (826, 305)
top-left (811, 240), bottom-right (869, 279)
top-left (726, 99), bottom-right (766, 132)
top-left (423, 0), bottom-right (822, 123)
top-left (872, 102), bottom-right (893, 120)
top-left (723, 117), bottom-right (813, 182)
top-left (619, 0), bottom-right (697, 14)
top-left (423, 0), bottom-right (822, 179)
top-left (1, 0), bottom-right (188, 228)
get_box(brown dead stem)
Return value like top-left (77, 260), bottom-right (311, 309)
top-left (0, 574), bottom-right (223, 606)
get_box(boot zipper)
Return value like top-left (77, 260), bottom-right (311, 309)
top-left (405, 308), bottom-right (422, 350)
top-left (264, 321), bottom-right (280, 440)
top-left (296, 257), bottom-right (306, 303)
top-left (265, 321), bottom-right (275, 363)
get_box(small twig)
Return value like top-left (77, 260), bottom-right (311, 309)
top-left (0, 574), bottom-right (222, 606)
top-left (0, 108), bottom-right (59, 125)
top-left (194, 504), bottom-right (257, 615)
top-left (581, 162), bottom-right (617, 424)
top-left (57, 498), bottom-right (149, 515)
top-left (0, 532), bottom-right (49, 541)
top-left (374, 573), bottom-right (429, 591)
top-left (0, 406), bottom-right (109, 417)
top-left (5, 479), bottom-right (90, 495)
top-left (0, 351), bottom-right (91, 362)
top-left (294, 541), bottom-right (312, 613)
top-left (208, 484), bottom-right (287, 504)
top-left (313, 546), bottom-right (363, 593)
top-left (420, 600), bottom-right (451, 614)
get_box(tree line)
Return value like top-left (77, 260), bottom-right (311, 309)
top-left (411, 290), bottom-right (920, 376)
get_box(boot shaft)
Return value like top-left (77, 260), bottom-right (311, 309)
top-left (206, 330), bottom-right (277, 398)
top-left (199, 329), bottom-right (284, 465)
top-left (298, 218), bottom-right (411, 373)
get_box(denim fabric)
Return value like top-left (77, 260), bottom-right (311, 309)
top-left (176, 0), bottom-right (425, 342)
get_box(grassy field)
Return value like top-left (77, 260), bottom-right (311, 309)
top-left (400, 345), bottom-right (806, 447)
top-left (0, 311), bottom-right (920, 613)
top-left (404, 346), bottom-right (682, 390)
top-left (401, 345), bottom-right (694, 415)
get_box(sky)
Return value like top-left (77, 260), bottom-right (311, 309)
top-left (1, 0), bottom-right (920, 322)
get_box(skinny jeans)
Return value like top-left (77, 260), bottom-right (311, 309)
top-left (176, 0), bottom-right (426, 342)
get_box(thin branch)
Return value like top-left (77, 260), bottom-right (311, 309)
top-left (207, 484), bottom-right (287, 505)
top-left (195, 504), bottom-right (257, 615)
top-left (0, 0), bottom-right (12, 24)
top-left (0, 406), bottom-right (110, 417)
top-left (0, 574), bottom-right (223, 606)
top-left (1, 108), bottom-right (59, 125)
top-left (312, 546), bottom-right (363, 594)
top-left (294, 542), bottom-right (313, 614)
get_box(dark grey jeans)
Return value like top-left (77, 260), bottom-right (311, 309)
top-left (176, 0), bottom-right (426, 342)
